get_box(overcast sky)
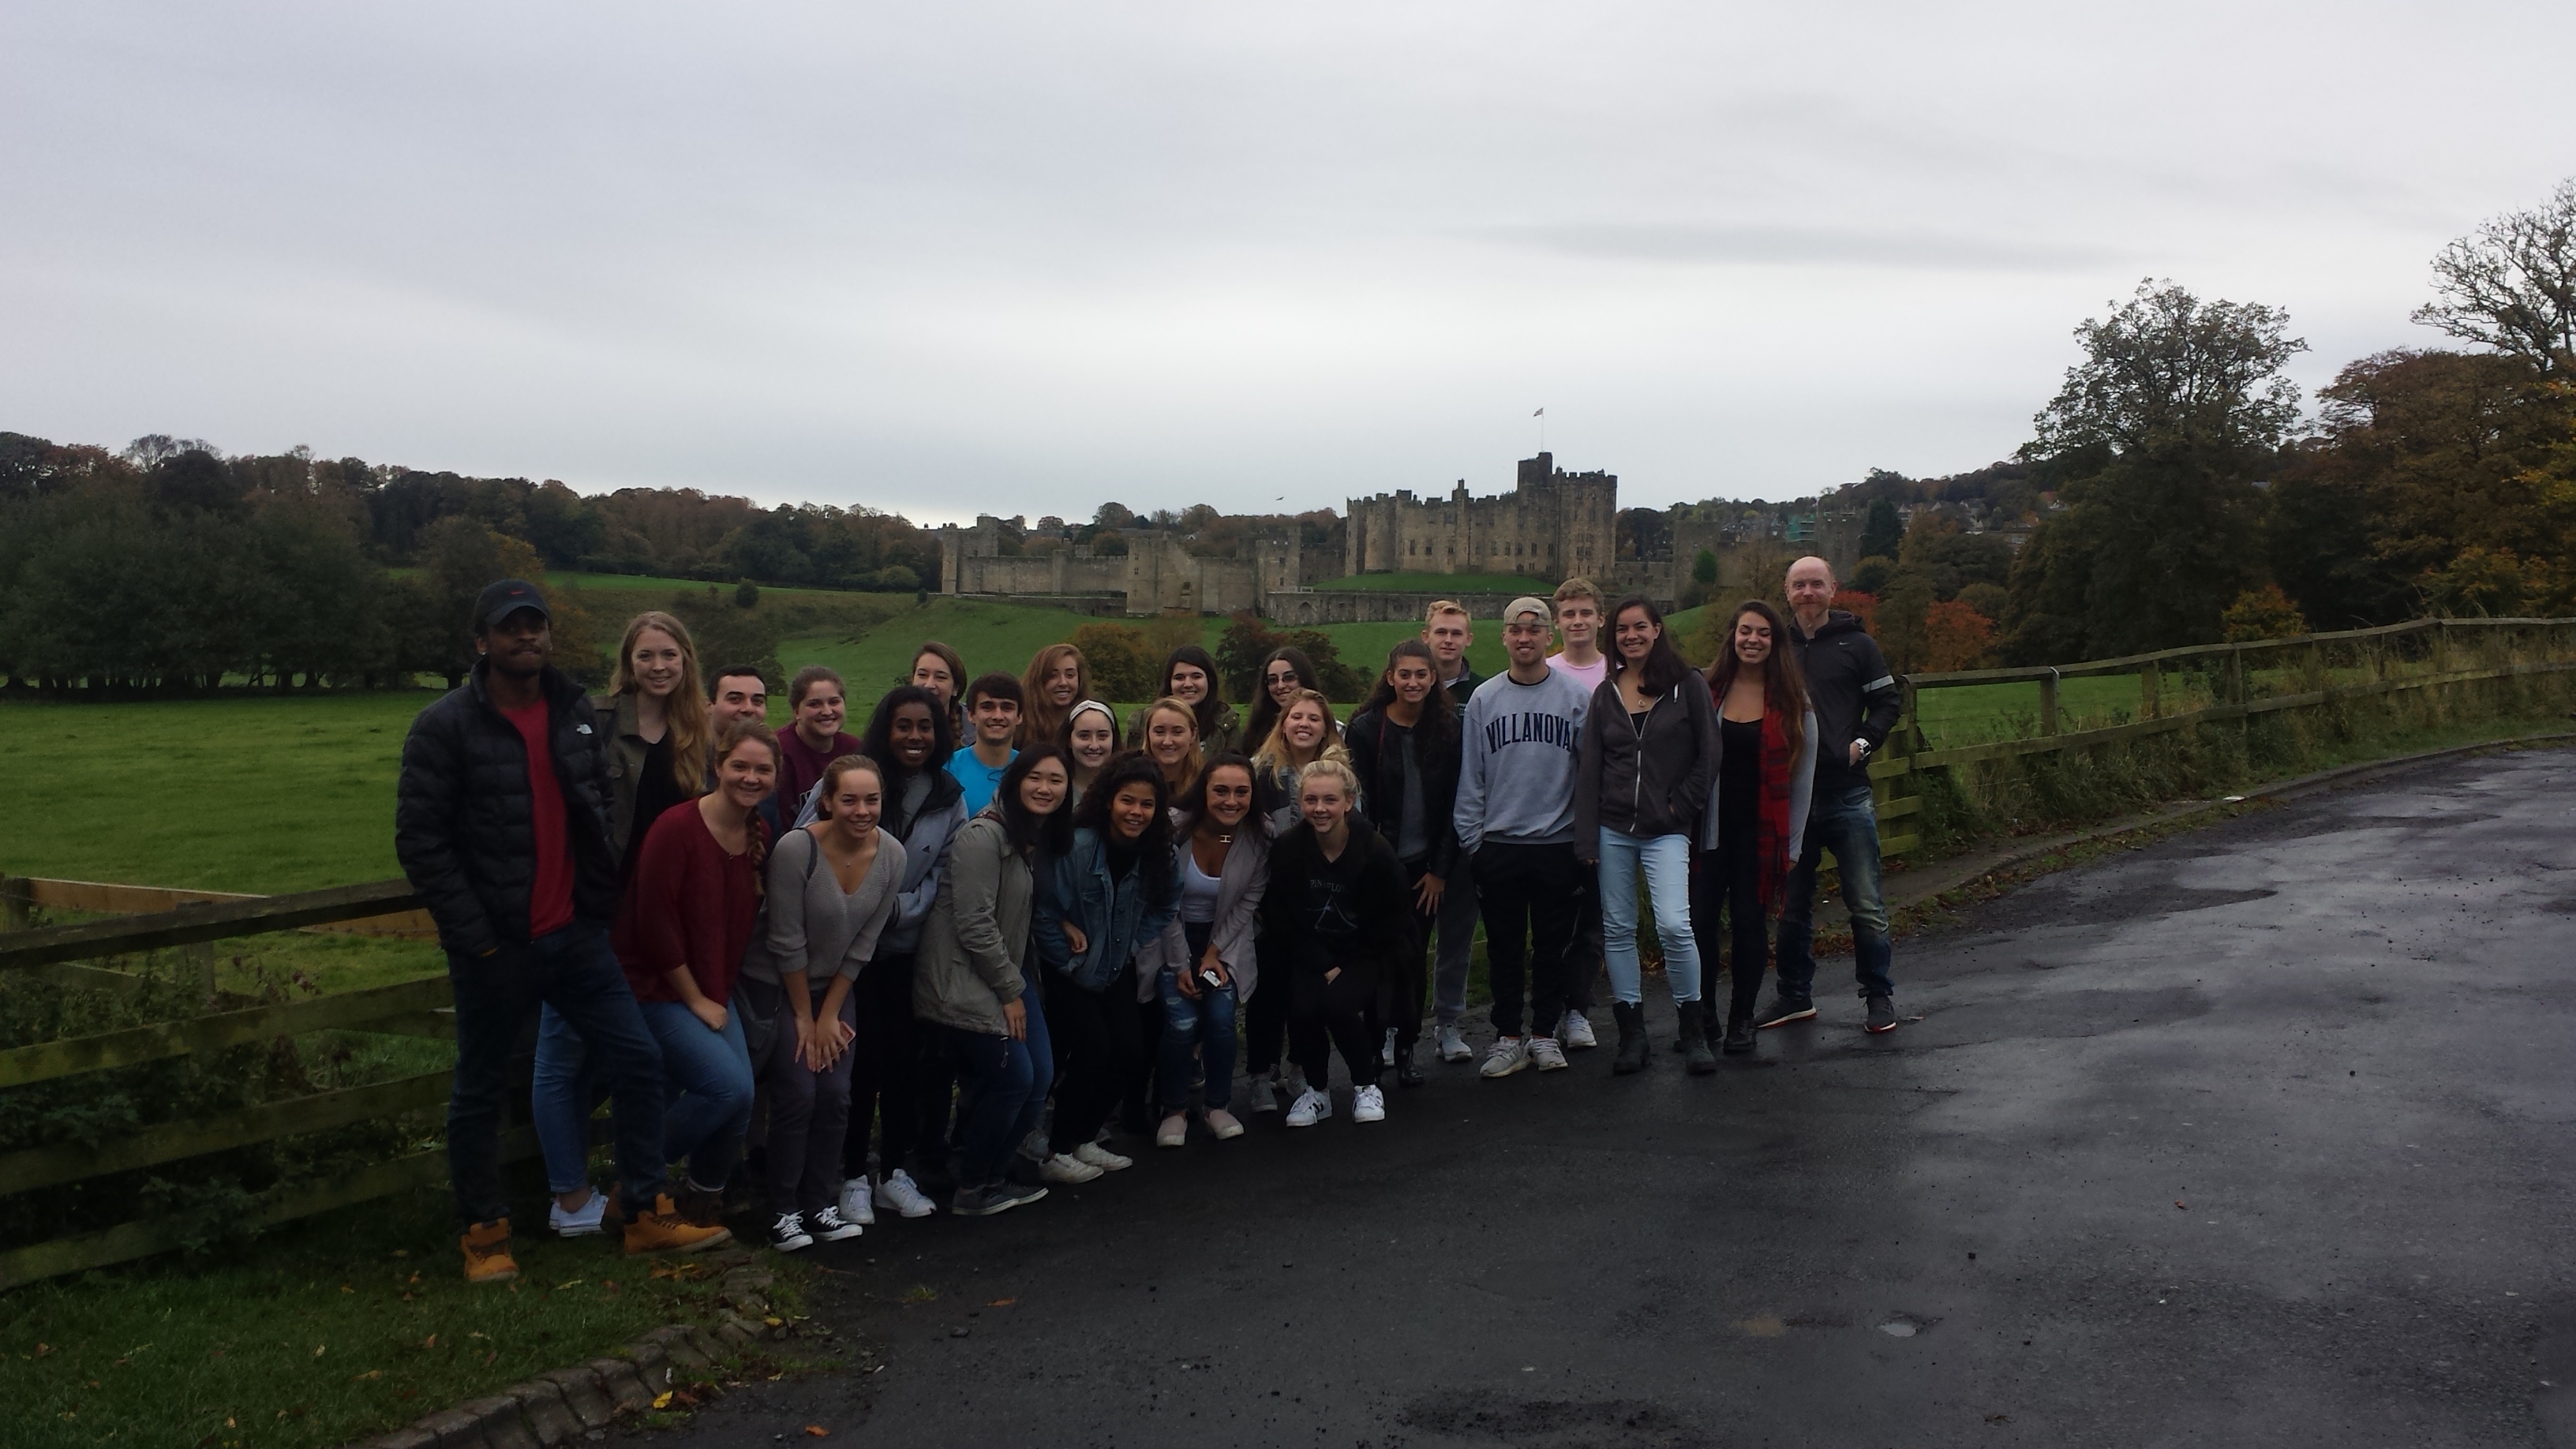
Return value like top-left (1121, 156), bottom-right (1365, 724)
top-left (5, 3), bottom-right (2570, 524)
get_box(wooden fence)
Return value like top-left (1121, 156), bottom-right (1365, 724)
top-left (1, 616), bottom-right (2569, 1290)
top-left (1858, 616), bottom-right (2576, 859)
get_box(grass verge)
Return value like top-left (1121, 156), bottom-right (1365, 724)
top-left (0, 1187), bottom-right (821, 1449)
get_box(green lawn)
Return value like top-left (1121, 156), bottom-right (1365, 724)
top-left (391, 568), bottom-right (877, 601)
top-left (1309, 571), bottom-right (1549, 593)
top-left (0, 1187), bottom-right (809, 1449)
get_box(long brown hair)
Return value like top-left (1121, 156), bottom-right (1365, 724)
top-left (612, 611), bottom-right (713, 794)
top-left (1705, 601), bottom-right (1809, 763)
top-left (1018, 642), bottom-right (1088, 747)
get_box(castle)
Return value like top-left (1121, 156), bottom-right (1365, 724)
top-left (1342, 453), bottom-right (1617, 581)
top-left (939, 451), bottom-right (1863, 622)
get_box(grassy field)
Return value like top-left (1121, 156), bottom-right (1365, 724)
top-left (1308, 571), bottom-right (1546, 593)
top-left (392, 568), bottom-right (876, 601)
top-left (0, 1186), bottom-right (814, 1449)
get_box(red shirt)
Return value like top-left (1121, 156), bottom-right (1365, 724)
top-left (501, 698), bottom-right (575, 938)
top-left (614, 801), bottom-right (768, 1004)
top-left (775, 728), bottom-right (863, 818)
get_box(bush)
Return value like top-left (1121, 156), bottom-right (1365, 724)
top-left (1067, 621), bottom-right (1159, 702)
top-left (1215, 611), bottom-right (1366, 700)
top-left (2222, 583), bottom-right (2308, 641)
top-left (734, 578), bottom-right (760, 608)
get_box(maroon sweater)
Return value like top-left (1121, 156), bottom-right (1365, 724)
top-left (775, 728), bottom-right (863, 818)
top-left (614, 801), bottom-right (769, 1005)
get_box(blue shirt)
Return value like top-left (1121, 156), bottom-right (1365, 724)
top-left (948, 747), bottom-right (1016, 818)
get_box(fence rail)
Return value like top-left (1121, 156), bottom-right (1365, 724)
top-left (2, 615), bottom-right (2569, 1290)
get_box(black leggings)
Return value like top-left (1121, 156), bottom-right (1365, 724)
top-left (1692, 837), bottom-right (1769, 1028)
top-left (843, 950), bottom-right (921, 1181)
top-left (1389, 861), bottom-right (1438, 1051)
top-left (1044, 966), bottom-right (1141, 1155)
top-left (1245, 958), bottom-right (1290, 1077)
top-left (1290, 961), bottom-right (1381, 1089)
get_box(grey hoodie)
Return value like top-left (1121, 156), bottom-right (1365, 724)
top-left (1453, 666), bottom-right (1591, 853)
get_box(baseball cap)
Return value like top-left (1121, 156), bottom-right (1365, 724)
top-left (473, 578), bottom-right (552, 631)
top-left (1503, 595), bottom-right (1553, 625)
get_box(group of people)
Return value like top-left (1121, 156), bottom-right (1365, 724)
top-left (395, 557), bottom-right (1903, 1282)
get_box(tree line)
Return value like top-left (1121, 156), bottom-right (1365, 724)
top-left (1787, 178), bottom-right (2576, 672)
top-left (0, 440), bottom-right (937, 693)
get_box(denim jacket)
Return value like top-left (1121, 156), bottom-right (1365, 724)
top-left (1032, 827), bottom-right (1183, 994)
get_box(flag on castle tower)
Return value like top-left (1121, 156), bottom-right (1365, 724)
top-left (1533, 407), bottom-right (1543, 417)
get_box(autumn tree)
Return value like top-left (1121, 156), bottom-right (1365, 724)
top-left (2413, 178), bottom-right (2576, 379)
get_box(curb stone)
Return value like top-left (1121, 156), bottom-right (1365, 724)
top-left (342, 1320), bottom-right (751, 1449)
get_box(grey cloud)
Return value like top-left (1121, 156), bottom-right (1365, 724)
top-left (1476, 223), bottom-right (2125, 274)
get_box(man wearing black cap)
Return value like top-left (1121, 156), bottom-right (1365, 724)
top-left (395, 579), bottom-right (731, 1282)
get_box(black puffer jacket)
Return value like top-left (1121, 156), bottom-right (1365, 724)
top-left (1341, 703), bottom-right (1461, 878)
top-left (395, 661), bottom-right (621, 958)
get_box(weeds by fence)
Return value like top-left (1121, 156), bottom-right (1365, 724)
top-left (0, 616), bottom-right (2567, 1290)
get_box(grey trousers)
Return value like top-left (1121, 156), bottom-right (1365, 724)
top-left (1432, 848), bottom-right (1477, 1027)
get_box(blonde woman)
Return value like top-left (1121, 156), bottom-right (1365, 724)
top-left (1018, 643), bottom-right (1088, 748)
top-left (1059, 699), bottom-right (1121, 806)
top-left (600, 611), bottom-right (714, 877)
top-left (1249, 687), bottom-right (1346, 837)
top-left (1137, 696), bottom-right (1205, 799)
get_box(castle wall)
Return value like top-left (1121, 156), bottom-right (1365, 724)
top-left (1342, 454), bottom-right (1617, 582)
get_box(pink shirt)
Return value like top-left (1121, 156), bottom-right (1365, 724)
top-left (1547, 653), bottom-right (1608, 696)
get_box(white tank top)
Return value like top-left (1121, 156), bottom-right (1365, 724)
top-left (1179, 845), bottom-right (1224, 924)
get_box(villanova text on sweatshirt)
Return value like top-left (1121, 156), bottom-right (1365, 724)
top-left (1453, 666), bottom-right (1591, 853)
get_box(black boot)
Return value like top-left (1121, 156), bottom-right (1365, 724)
top-left (1723, 1013), bottom-right (1758, 1055)
top-left (1676, 1006), bottom-right (1718, 1074)
top-left (1611, 1002), bottom-right (1649, 1075)
top-left (1394, 1039), bottom-right (1425, 1088)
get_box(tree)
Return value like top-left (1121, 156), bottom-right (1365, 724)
top-left (1068, 622), bottom-right (1158, 702)
top-left (2220, 584), bottom-right (2308, 642)
top-left (2264, 350), bottom-right (2565, 628)
top-left (1093, 501), bottom-right (1137, 531)
top-left (416, 517), bottom-right (549, 688)
top-left (2413, 178), bottom-right (2576, 379)
top-left (1919, 599), bottom-right (1994, 672)
top-left (1859, 497), bottom-right (1904, 561)
top-left (1690, 549), bottom-right (1718, 586)
top-left (2003, 281), bottom-right (2306, 661)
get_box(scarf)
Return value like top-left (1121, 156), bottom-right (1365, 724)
top-left (1755, 705), bottom-right (1794, 917)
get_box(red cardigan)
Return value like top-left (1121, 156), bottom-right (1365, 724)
top-left (614, 801), bottom-right (768, 1005)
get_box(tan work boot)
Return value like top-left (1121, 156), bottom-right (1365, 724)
top-left (623, 1193), bottom-right (732, 1255)
top-left (461, 1219), bottom-right (519, 1283)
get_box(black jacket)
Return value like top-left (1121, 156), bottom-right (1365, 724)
top-left (1342, 702), bottom-right (1462, 878)
top-left (1259, 822), bottom-right (1410, 984)
top-left (1440, 664), bottom-right (1482, 710)
top-left (1788, 611), bottom-right (1902, 794)
top-left (1571, 668), bottom-right (1719, 850)
top-left (395, 660), bottom-right (622, 958)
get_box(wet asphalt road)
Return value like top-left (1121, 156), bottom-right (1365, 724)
top-left (645, 748), bottom-right (2576, 1447)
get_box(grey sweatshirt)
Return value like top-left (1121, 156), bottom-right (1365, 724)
top-left (740, 826), bottom-right (906, 985)
top-left (1453, 666), bottom-right (1591, 852)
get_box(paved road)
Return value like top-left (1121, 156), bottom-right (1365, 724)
top-left (647, 748), bottom-right (2576, 1447)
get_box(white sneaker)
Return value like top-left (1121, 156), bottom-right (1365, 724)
top-left (1205, 1108), bottom-right (1246, 1140)
top-left (1436, 1024), bottom-right (1473, 1063)
top-left (1481, 1036), bottom-right (1531, 1078)
top-left (1249, 1073), bottom-right (1281, 1114)
top-left (807, 1204), bottom-right (865, 1242)
top-left (1380, 1027), bottom-right (1398, 1066)
top-left (1073, 1141), bottom-right (1133, 1172)
top-left (1530, 1035), bottom-right (1570, 1071)
top-left (1042, 1151), bottom-right (1104, 1184)
top-left (837, 1178), bottom-right (876, 1226)
top-left (874, 1169), bottom-right (937, 1219)
top-left (1560, 1011), bottom-right (1598, 1050)
top-left (549, 1189), bottom-right (607, 1237)
top-left (1285, 1087), bottom-right (1332, 1127)
top-left (768, 1211), bottom-right (813, 1252)
top-left (1352, 1084), bottom-right (1386, 1123)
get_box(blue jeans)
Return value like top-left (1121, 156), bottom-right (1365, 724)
top-left (531, 1004), bottom-right (608, 1195)
top-left (1009, 956), bottom-right (1054, 1156)
top-left (1432, 848), bottom-right (1477, 1028)
top-left (1775, 781), bottom-right (1895, 1002)
top-left (636, 997), bottom-right (756, 1191)
top-left (1597, 828), bottom-right (1702, 1006)
top-left (940, 1025), bottom-right (1035, 1188)
top-left (444, 922), bottom-right (665, 1226)
top-left (1157, 946), bottom-right (1237, 1114)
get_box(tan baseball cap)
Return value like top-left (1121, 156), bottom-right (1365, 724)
top-left (1503, 595), bottom-right (1553, 624)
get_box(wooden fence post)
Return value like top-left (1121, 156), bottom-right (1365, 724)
top-left (0, 877), bottom-right (28, 933)
top-left (2223, 646), bottom-right (2245, 706)
top-left (2039, 668), bottom-right (2061, 735)
top-left (2139, 665), bottom-right (2160, 720)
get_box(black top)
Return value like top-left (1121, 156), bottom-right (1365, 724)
top-left (1105, 834), bottom-right (1140, 882)
top-left (1719, 716), bottom-right (1762, 845)
top-left (1295, 842), bottom-right (1372, 974)
top-left (626, 732), bottom-right (682, 878)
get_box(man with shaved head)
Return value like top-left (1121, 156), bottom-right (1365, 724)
top-left (1766, 556), bottom-right (1904, 1035)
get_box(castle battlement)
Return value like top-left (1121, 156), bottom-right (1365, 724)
top-left (1342, 453), bottom-right (1616, 580)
